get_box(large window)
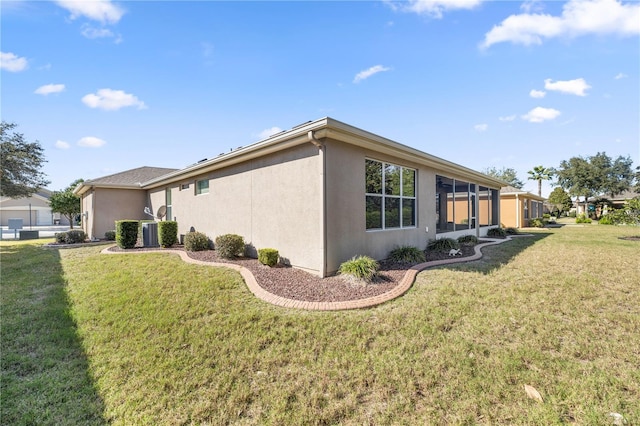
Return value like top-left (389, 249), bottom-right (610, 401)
top-left (366, 159), bottom-right (416, 230)
top-left (196, 179), bottom-right (209, 195)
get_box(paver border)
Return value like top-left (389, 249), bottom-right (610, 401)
top-left (101, 235), bottom-right (529, 311)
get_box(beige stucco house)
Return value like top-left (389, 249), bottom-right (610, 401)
top-left (499, 186), bottom-right (546, 228)
top-left (75, 118), bottom-right (503, 277)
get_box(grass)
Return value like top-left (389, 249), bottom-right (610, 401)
top-left (1, 225), bottom-right (639, 425)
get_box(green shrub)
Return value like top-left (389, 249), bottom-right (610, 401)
top-left (576, 214), bottom-right (592, 224)
top-left (54, 230), bottom-right (87, 244)
top-left (426, 238), bottom-right (459, 253)
top-left (338, 255), bottom-right (379, 283)
top-left (158, 221), bottom-right (178, 248)
top-left (528, 218), bottom-right (545, 228)
top-left (504, 227), bottom-right (519, 235)
top-left (184, 231), bottom-right (211, 252)
top-left (598, 215), bottom-right (614, 225)
top-left (543, 213), bottom-right (551, 219)
top-left (487, 227), bottom-right (507, 238)
top-left (258, 248), bottom-right (279, 267)
top-left (569, 210), bottom-right (577, 218)
top-left (388, 246), bottom-right (426, 264)
top-left (104, 230), bottom-right (116, 241)
top-left (457, 235), bottom-right (479, 246)
top-left (215, 234), bottom-right (245, 259)
top-left (116, 220), bottom-right (139, 249)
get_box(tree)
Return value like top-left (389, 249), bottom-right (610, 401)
top-left (547, 187), bottom-right (572, 216)
top-left (49, 179), bottom-right (84, 229)
top-left (527, 165), bottom-right (553, 197)
top-left (483, 166), bottom-right (524, 189)
top-left (1, 121), bottom-right (50, 198)
top-left (554, 152), bottom-right (635, 214)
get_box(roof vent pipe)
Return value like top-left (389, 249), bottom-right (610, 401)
top-left (307, 130), bottom-right (323, 148)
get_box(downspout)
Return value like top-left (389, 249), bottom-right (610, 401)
top-left (515, 193), bottom-right (520, 228)
top-left (308, 130), bottom-right (327, 278)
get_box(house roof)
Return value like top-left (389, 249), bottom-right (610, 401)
top-left (140, 117), bottom-right (506, 189)
top-left (500, 185), bottom-right (546, 201)
top-left (75, 166), bottom-right (178, 195)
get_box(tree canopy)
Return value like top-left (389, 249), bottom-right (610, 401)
top-left (554, 152), bottom-right (635, 204)
top-left (527, 165), bottom-right (553, 197)
top-left (1, 121), bottom-right (50, 198)
top-left (49, 179), bottom-right (84, 229)
top-left (547, 187), bottom-right (573, 215)
top-left (482, 167), bottom-right (524, 189)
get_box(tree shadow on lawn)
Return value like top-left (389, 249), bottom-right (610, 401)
top-left (0, 242), bottom-right (107, 425)
top-left (432, 233), bottom-right (552, 275)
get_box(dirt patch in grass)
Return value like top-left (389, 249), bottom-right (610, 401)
top-left (618, 235), bottom-right (640, 241)
top-left (108, 244), bottom-right (479, 303)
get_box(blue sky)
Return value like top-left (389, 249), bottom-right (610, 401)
top-left (2, 0), bottom-right (639, 197)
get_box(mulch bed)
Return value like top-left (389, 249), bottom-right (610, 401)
top-left (106, 244), bottom-right (478, 303)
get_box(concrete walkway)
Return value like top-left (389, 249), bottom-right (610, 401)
top-left (101, 236), bottom-right (522, 311)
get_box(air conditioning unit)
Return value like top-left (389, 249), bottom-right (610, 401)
top-left (142, 222), bottom-right (159, 247)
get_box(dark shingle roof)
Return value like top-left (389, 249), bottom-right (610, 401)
top-left (84, 166), bottom-right (178, 187)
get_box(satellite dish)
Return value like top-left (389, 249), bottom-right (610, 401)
top-left (157, 205), bottom-right (167, 220)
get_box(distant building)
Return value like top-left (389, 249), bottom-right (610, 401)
top-left (499, 186), bottom-right (546, 228)
top-left (0, 189), bottom-right (70, 227)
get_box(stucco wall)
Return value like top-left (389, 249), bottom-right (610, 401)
top-left (84, 188), bottom-right (149, 239)
top-left (324, 140), bottom-right (434, 275)
top-left (500, 196), bottom-right (518, 228)
top-left (148, 143), bottom-right (323, 274)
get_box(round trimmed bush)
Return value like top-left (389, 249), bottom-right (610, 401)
top-left (158, 221), bottom-right (178, 248)
top-left (215, 234), bottom-right (245, 259)
top-left (116, 220), bottom-right (139, 249)
top-left (184, 231), bottom-right (211, 251)
top-left (258, 248), bottom-right (279, 267)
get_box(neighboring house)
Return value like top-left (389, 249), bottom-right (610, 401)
top-left (75, 117), bottom-right (504, 277)
top-left (0, 189), bottom-right (70, 227)
top-left (499, 186), bottom-right (546, 228)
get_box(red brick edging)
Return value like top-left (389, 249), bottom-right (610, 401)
top-left (101, 236), bottom-right (523, 311)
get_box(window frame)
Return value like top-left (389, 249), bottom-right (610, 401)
top-left (195, 179), bottom-right (209, 195)
top-left (365, 158), bottom-right (417, 231)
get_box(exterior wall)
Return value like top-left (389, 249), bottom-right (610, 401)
top-left (83, 188), bottom-right (149, 239)
top-left (324, 140), bottom-right (434, 275)
top-left (0, 195), bottom-right (55, 226)
top-left (500, 196), bottom-right (518, 228)
top-left (148, 143), bottom-right (323, 275)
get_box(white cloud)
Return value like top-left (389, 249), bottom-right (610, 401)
top-left (499, 114), bottom-right (517, 122)
top-left (55, 140), bottom-right (70, 149)
top-left (474, 123), bottom-right (488, 132)
top-left (390, 0), bottom-right (485, 19)
top-left (77, 136), bottom-right (106, 148)
top-left (481, 0), bottom-right (640, 49)
top-left (0, 51), bottom-right (28, 72)
top-left (82, 88), bottom-right (147, 110)
top-left (529, 89), bottom-right (546, 98)
top-left (81, 24), bottom-right (113, 38)
top-left (544, 78), bottom-right (591, 96)
top-left (520, 0), bottom-right (545, 13)
top-left (55, 0), bottom-right (125, 24)
top-left (353, 65), bottom-right (391, 83)
top-left (522, 107), bottom-right (561, 123)
top-left (614, 72), bottom-right (628, 79)
top-left (257, 127), bottom-right (283, 139)
top-left (34, 83), bottom-right (65, 95)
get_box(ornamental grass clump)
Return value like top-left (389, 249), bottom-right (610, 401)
top-left (487, 227), bottom-right (507, 238)
top-left (426, 238), bottom-right (459, 253)
top-left (388, 246), bottom-right (426, 264)
top-left (457, 235), bottom-right (479, 246)
top-left (184, 231), bottom-right (211, 252)
top-left (338, 255), bottom-right (379, 284)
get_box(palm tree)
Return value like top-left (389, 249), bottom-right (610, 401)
top-left (527, 165), bottom-right (553, 197)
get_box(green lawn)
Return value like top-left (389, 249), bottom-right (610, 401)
top-left (2, 225), bottom-right (639, 425)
